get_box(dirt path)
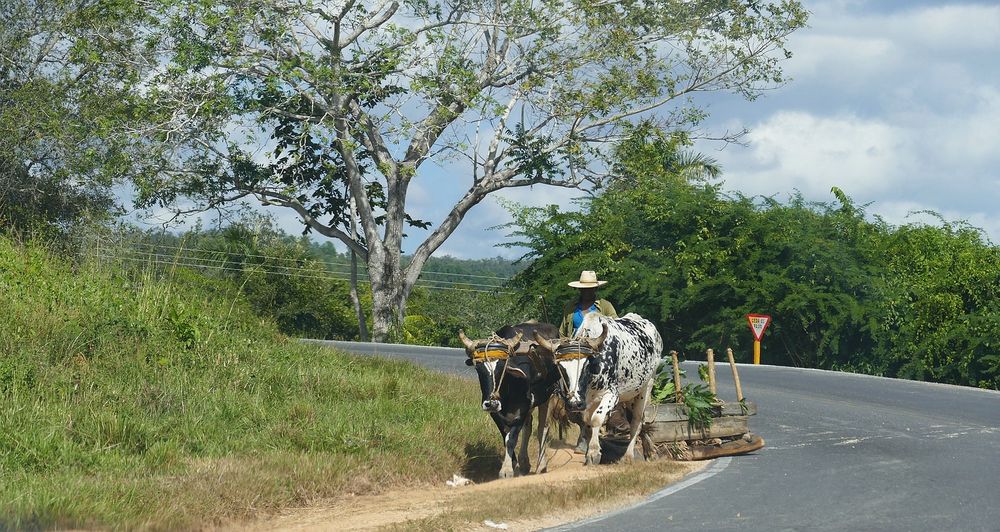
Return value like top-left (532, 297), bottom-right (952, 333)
top-left (233, 441), bottom-right (706, 532)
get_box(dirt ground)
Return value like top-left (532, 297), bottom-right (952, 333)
top-left (233, 439), bottom-right (707, 532)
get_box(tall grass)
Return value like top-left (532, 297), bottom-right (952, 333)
top-left (0, 236), bottom-right (495, 529)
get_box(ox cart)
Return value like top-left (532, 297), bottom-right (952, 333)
top-left (607, 347), bottom-right (765, 461)
top-left (637, 397), bottom-right (764, 461)
top-left (460, 321), bottom-right (763, 476)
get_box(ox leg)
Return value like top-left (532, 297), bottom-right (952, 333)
top-left (575, 425), bottom-right (589, 453)
top-left (518, 410), bottom-right (533, 475)
top-left (535, 398), bottom-right (551, 474)
top-left (491, 414), bottom-right (516, 480)
top-left (570, 411), bottom-right (589, 453)
top-left (623, 380), bottom-right (654, 463)
top-left (584, 392), bottom-right (617, 466)
top-left (500, 421), bottom-right (523, 479)
top-left (576, 424), bottom-right (592, 454)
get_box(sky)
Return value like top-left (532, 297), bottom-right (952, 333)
top-left (139, 0), bottom-right (1000, 260)
top-left (398, 0), bottom-right (1000, 259)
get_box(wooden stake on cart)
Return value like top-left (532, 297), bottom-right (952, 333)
top-left (706, 348), bottom-right (717, 396)
top-left (670, 350), bottom-right (682, 403)
top-left (726, 347), bottom-right (744, 402)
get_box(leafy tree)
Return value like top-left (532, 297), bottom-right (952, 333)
top-left (130, 0), bottom-right (808, 341)
top-left (869, 219), bottom-right (1000, 388)
top-left (0, 0), bottom-right (148, 235)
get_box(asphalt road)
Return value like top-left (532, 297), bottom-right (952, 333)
top-left (311, 340), bottom-right (1000, 532)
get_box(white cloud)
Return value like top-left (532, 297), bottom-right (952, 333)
top-left (700, 1), bottom-right (1000, 245)
top-left (930, 86), bottom-right (1000, 165)
top-left (786, 35), bottom-right (902, 87)
top-left (882, 5), bottom-right (1000, 52)
top-left (711, 83), bottom-right (1000, 241)
top-left (719, 111), bottom-right (910, 198)
top-left (803, 3), bottom-right (1000, 51)
top-left (785, 3), bottom-right (1000, 98)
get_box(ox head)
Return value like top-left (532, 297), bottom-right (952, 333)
top-left (533, 324), bottom-right (608, 412)
top-left (459, 329), bottom-right (524, 412)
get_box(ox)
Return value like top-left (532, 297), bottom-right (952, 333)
top-left (535, 312), bottom-right (661, 465)
top-left (459, 321), bottom-right (561, 478)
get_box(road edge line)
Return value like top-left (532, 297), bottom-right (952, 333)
top-left (542, 456), bottom-right (733, 531)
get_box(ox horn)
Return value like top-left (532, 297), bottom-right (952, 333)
top-left (503, 331), bottom-right (524, 352)
top-left (533, 331), bottom-right (557, 354)
top-left (458, 329), bottom-right (476, 352)
top-left (586, 323), bottom-right (609, 352)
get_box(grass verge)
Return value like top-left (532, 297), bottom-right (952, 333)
top-left (0, 236), bottom-right (496, 530)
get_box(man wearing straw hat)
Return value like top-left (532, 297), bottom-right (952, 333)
top-left (559, 270), bottom-right (618, 337)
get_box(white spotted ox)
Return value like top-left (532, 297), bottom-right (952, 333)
top-left (534, 312), bottom-right (662, 465)
top-left (459, 322), bottom-right (561, 478)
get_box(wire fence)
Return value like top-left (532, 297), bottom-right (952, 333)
top-left (88, 236), bottom-right (519, 295)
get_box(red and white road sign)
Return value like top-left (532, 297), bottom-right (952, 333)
top-left (747, 314), bottom-right (771, 341)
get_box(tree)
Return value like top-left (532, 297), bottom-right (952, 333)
top-left (132, 0), bottom-right (807, 341)
top-left (0, 0), bottom-right (148, 235)
top-left (502, 128), bottom-right (885, 368)
top-left (870, 218), bottom-right (1000, 388)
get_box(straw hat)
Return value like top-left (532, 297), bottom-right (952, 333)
top-left (568, 270), bottom-right (607, 288)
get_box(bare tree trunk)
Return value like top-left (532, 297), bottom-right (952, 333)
top-left (367, 246), bottom-right (408, 343)
top-left (365, 170), bottom-right (412, 343)
top-left (368, 273), bottom-right (406, 342)
top-left (348, 197), bottom-right (369, 341)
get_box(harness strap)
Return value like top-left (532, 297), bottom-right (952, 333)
top-left (552, 341), bottom-right (598, 398)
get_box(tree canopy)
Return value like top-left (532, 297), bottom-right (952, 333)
top-left (0, 0), bottom-right (148, 235)
top-left (126, 0), bottom-right (807, 340)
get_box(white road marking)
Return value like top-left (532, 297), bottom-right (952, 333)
top-left (544, 458), bottom-right (733, 531)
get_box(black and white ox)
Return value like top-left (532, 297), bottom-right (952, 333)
top-left (459, 322), bottom-right (561, 478)
top-left (534, 312), bottom-right (661, 465)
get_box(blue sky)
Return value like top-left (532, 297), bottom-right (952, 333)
top-left (140, 1), bottom-right (1000, 260)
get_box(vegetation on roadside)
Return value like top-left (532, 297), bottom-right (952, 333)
top-left (501, 129), bottom-right (1000, 390)
top-left (651, 362), bottom-right (719, 430)
top-left (101, 220), bottom-right (529, 346)
top-left (0, 235), bottom-right (496, 530)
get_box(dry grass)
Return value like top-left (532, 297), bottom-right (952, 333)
top-left (388, 458), bottom-right (700, 531)
top-left (239, 434), bottom-right (705, 532)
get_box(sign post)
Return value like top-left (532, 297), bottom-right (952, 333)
top-left (746, 314), bottom-right (771, 365)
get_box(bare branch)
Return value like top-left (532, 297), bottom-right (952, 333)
top-left (338, 0), bottom-right (399, 49)
top-left (256, 189), bottom-right (369, 259)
